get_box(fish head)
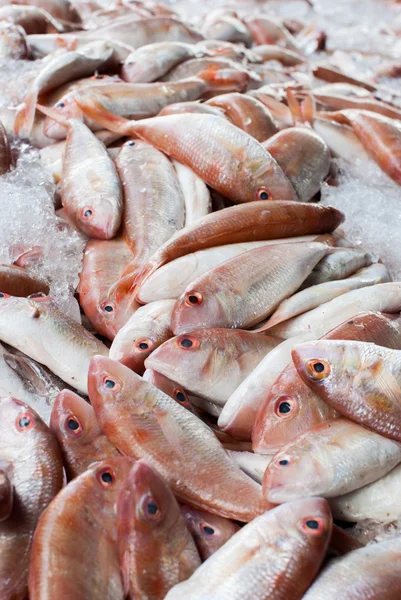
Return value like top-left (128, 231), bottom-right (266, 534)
top-left (0, 396), bottom-right (48, 452)
top-left (44, 95), bottom-right (83, 140)
top-left (245, 154), bottom-right (298, 202)
top-left (180, 505), bottom-right (240, 560)
top-left (76, 194), bottom-right (121, 240)
top-left (171, 288), bottom-right (227, 334)
top-left (143, 369), bottom-right (195, 413)
top-left (50, 389), bottom-right (100, 446)
top-left (110, 317), bottom-right (164, 375)
top-left (96, 289), bottom-right (138, 341)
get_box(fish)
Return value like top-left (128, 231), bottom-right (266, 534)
top-left (0, 264), bottom-right (49, 296)
top-left (55, 118), bottom-right (123, 239)
top-left (15, 40), bottom-right (114, 137)
top-left (180, 505), bottom-right (240, 561)
top-left (158, 101), bottom-right (227, 117)
top-left (312, 117), bottom-right (371, 163)
top-left (172, 160), bottom-right (212, 226)
top-left (50, 389), bottom-right (120, 480)
top-left (72, 108), bottom-right (298, 205)
top-left (165, 498), bottom-right (332, 600)
top-left (0, 5), bottom-right (66, 34)
top-left (0, 295), bottom-right (108, 393)
top-left (115, 139), bottom-right (185, 261)
top-left (109, 300), bottom-right (175, 374)
top-left (29, 457), bottom-right (133, 599)
top-left (266, 262), bottom-right (390, 330)
top-left (159, 57), bottom-right (254, 86)
top-left (263, 418), bottom-right (401, 503)
top-left (302, 248), bottom-right (374, 287)
top-left (0, 22), bottom-right (27, 60)
top-left (0, 397), bottom-right (63, 600)
top-left (136, 236), bottom-right (333, 304)
top-left (303, 537), bottom-right (401, 599)
top-left (121, 41), bottom-right (210, 83)
top-left (129, 201), bottom-right (343, 295)
top-left (88, 355), bottom-right (269, 521)
top-left (292, 339), bottom-right (401, 442)
top-left (252, 44), bottom-right (305, 66)
top-left (244, 16), bottom-right (300, 51)
top-left (0, 119), bottom-right (12, 176)
top-left (206, 92), bottom-right (278, 142)
top-left (268, 282), bottom-right (401, 339)
top-left (253, 311), bottom-right (401, 453)
top-left (202, 14), bottom-right (253, 48)
top-left (143, 368), bottom-right (205, 414)
top-left (226, 451), bottom-right (273, 484)
top-left (78, 238), bottom-right (138, 340)
top-left (170, 241), bottom-right (328, 333)
top-left (12, 0), bottom-right (82, 23)
top-left (262, 127), bottom-right (331, 202)
top-left (0, 469), bottom-right (12, 522)
top-left (117, 459), bottom-right (201, 599)
top-left (145, 329), bottom-right (280, 406)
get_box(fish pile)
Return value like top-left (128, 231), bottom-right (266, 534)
top-left (2, 0), bottom-right (401, 598)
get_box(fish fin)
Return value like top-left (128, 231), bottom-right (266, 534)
top-left (286, 88), bottom-right (304, 125)
top-left (374, 363), bottom-right (401, 405)
top-left (196, 65), bottom-right (251, 93)
top-left (12, 246), bottom-right (42, 268)
top-left (154, 407), bottom-right (184, 457)
top-left (36, 103), bottom-right (69, 127)
top-left (74, 95), bottom-right (132, 134)
top-left (301, 93), bottom-right (316, 125)
top-left (14, 86), bottom-right (39, 137)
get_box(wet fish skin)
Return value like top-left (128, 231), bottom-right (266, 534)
top-left (158, 101), bottom-right (227, 117)
top-left (252, 44), bottom-right (305, 66)
top-left (50, 389), bottom-right (120, 480)
top-left (303, 537), bottom-right (401, 600)
top-left (29, 457), bottom-right (133, 600)
top-left (180, 505), bottom-right (240, 561)
top-left (109, 300), bottom-right (175, 375)
top-left (244, 16), bottom-right (300, 51)
top-left (12, 0), bottom-right (82, 23)
top-left (263, 418), bottom-right (401, 503)
top-left (0, 397), bottom-right (63, 600)
top-left (226, 451), bottom-right (272, 484)
top-left (292, 339), bottom-right (401, 442)
top-left (117, 460), bottom-right (201, 599)
top-left (143, 368), bottom-right (210, 415)
top-left (145, 328), bottom-right (280, 406)
top-left (78, 238), bottom-right (138, 340)
top-left (88, 355), bottom-right (269, 522)
top-left (202, 14), bottom-right (253, 48)
top-left (0, 295), bottom-right (108, 393)
top-left (302, 247), bottom-right (373, 287)
top-left (165, 498), bottom-right (332, 600)
top-left (171, 241), bottom-right (328, 333)
top-left (0, 469), bottom-right (13, 522)
top-left (172, 159), bottom-right (212, 226)
top-left (0, 264), bottom-right (49, 296)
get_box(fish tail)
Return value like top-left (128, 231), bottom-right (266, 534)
top-left (74, 95), bottom-right (133, 135)
top-left (286, 87), bottom-right (304, 125)
top-left (301, 93), bottom-right (316, 125)
top-left (196, 65), bottom-right (250, 93)
top-left (14, 88), bottom-right (38, 137)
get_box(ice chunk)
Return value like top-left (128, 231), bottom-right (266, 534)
top-left (0, 58), bottom-right (42, 109)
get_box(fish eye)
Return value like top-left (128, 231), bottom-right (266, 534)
top-left (102, 376), bottom-right (121, 392)
top-left (201, 524), bottom-right (215, 536)
top-left (257, 187), bottom-right (271, 201)
top-left (66, 415), bottom-right (83, 435)
top-left (141, 494), bottom-right (161, 521)
top-left (127, 140), bottom-right (135, 146)
top-left (97, 467), bottom-right (115, 486)
top-left (276, 455), bottom-right (291, 467)
top-left (177, 336), bottom-right (199, 350)
top-left (274, 395), bottom-right (297, 418)
top-left (299, 516), bottom-right (326, 536)
top-left (306, 359), bottom-right (331, 380)
top-left (135, 338), bottom-right (154, 352)
top-left (56, 102), bottom-right (65, 108)
top-left (100, 301), bottom-right (115, 314)
top-left (0, 292), bottom-right (10, 298)
top-left (184, 291), bottom-right (203, 306)
top-left (16, 412), bottom-right (35, 432)
top-left (82, 207), bottom-right (94, 220)
top-left (174, 388), bottom-right (187, 403)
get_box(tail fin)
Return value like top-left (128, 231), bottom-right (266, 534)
top-left (74, 94), bottom-right (133, 135)
top-left (301, 93), bottom-right (316, 125)
top-left (14, 86), bottom-right (39, 137)
top-left (286, 88), bottom-right (304, 125)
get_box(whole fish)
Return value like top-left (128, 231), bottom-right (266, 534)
top-left (244, 16), bottom-right (300, 51)
top-left (88, 356), bottom-right (269, 521)
top-left (29, 457), bottom-right (133, 599)
top-left (0, 469), bottom-right (12, 522)
top-left (171, 241), bottom-right (328, 333)
top-left (0, 119), bottom-right (12, 176)
top-left (73, 108), bottom-right (298, 204)
top-left (117, 459), bottom-right (201, 599)
top-left (15, 40), bottom-right (114, 137)
top-left (0, 264), bottom-right (49, 296)
top-left (292, 339), bottom-right (401, 442)
top-left (226, 451), bottom-right (273, 484)
top-left (268, 282), bottom-right (401, 339)
top-left (180, 505), bottom-right (240, 561)
top-left (109, 300), bottom-right (175, 374)
top-left (0, 295), bottom-right (108, 393)
top-left (0, 22), bottom-right (27, 59)
top-left (172, 160), bottom-right (212, 226)
top-left (115, 139), bottom-right (185, 259)
top-left (266, 262), bottom-right (390, 330)
top-left (0, 397), bottom-right (63, 600)
top-left (330, 461), bottom-right (401, 522)
top-left (165, 498), bottom-right (332, 600)
top-left (206, 92), bottom-right (278, 142)
top-left (121, 41), bottom-right (210, 82)
top-left (129, 201), bottom-right (343, 294)
top-left (263, 418), bottom-right (401, 503)
top-left (78, 238), bottom-right (138, 340)
top-left (58, 119), bottom-right (123, 239)
top-left (303, 538), bottom-right (401, 599)
top-left (253, 311), bottom-right (401, 453)
top-left (262, 127), bottom-right (331, 202)
top-left (137, 236), bottom-right (331, 304)
top-left (145, 329), bottom-right (280, 406)
top-left (50, 389), bottom-right (120, 480)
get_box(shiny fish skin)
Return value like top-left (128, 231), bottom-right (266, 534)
top-left (61, 119), bottom-right (123, 238)
top-left (252, 44), bottom-right (305, 66)
top-left (50, 389), bottom-right (120, 480)
top-left (172, 160), bottom-right (212, 226)
top-left (293, 340), bottom-right (401, 442)
top-left (145, 328), bottom-right (280, 406)
top-left (78, 238), bottom-right (137, 340)
top-left (262, 127), bottom-right (331, 202)
top-left (302, 247), bottom-right (373, 287)
top-left (263, 418), bottom-right (401, 503)
top-left (165, 498), bottom-right (332, 600)
top-left (117, 460), bottom-right (201, 599)
top-left (29, 457), bottom-right (133, 600)
top-left (303, 538), bottom-right (401, 600)
top-left (0, 296), bottom-right (108, 393)
top-left (143, 368), bottom-right (205, 414)
top-left (226, 451), bottom-right (273, 484)
top-left (171, 241), bottom-right (328, 333)
top-left (88, 356), bottom-right (269, 522)
top-left (0, 264), bottom-right (49, 296)
top-left (180, 505), bottom-right (240, 561)
top-left (0, 397), bottom-right (63, 600)
top-left (109, 300), bottom-right (175, 374)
